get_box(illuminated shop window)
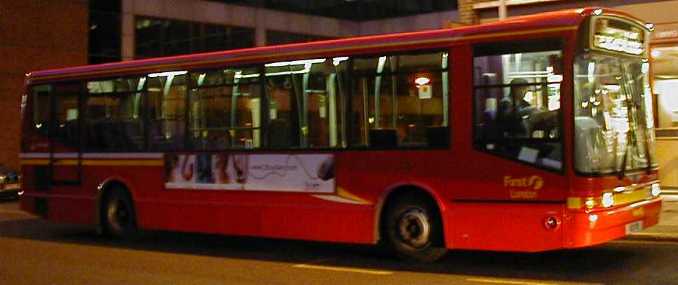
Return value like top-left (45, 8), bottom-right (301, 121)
top-left (652, 46), bottom-right (678, 129)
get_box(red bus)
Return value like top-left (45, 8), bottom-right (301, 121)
top-left (20, 7), bottom-right (662, 261)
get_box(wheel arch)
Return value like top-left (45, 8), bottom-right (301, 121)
top-left (95, 177), bottom-right (136, 234)
top-left (374, 182), bottom-right (449, 247)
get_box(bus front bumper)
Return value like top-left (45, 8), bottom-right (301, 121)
top-left (565, 197), bottom-right (662, 248)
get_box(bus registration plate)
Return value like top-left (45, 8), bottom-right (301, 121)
top-left (625, 221), bottom-right (643, 234)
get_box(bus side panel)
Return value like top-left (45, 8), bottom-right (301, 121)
top-left (259, 202), bottom-right (375, 244)
top-left (134, 191), bottom-right (375, 244)
top-left (105, 158), bottom-right (377, 244)
top-left (447, 202), bottom-right (565, 252)
top-left (83, 164), bottom-right (255, 237)
top-left (45, 194), bottom-right (96, 225)
top-left (80, 164), bottom-right (165, 230)
top-left (136, 200), bottom-right (263, 236)
top-left (19, 164), bottom-right (41, 215)
top-left (19, 162), bottom-right (97, 225)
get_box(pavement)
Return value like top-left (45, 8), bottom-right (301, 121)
top-left (626, 193), bottom-right (678, 242)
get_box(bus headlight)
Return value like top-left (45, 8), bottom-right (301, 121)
top-left (651, 183), bottom-right (661, 197)
top-left (602, 192), bottom-right (614, 208)
top-left (585, 198), bottom-right (596, 209)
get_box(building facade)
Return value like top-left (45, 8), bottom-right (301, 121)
top-left (0, 1), bottom-right (88, 170)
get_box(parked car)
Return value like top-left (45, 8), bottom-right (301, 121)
top-left (0, 166), bottom-right (20, 200)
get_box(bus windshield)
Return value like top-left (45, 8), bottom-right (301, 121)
top-left (574, 53), bottom-right (656, 174)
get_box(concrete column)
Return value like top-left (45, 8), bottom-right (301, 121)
top-left (121, 0), bottom-right (135, 60)
top-left (255, 8), bottom-right (267, 47)
top-left (458, 0), bottom-right (478, 25)
top-left (498, 0), bottom-right (507, 20)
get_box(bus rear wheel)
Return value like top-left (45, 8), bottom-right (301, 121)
top-left (384, 195), bottom-right (447, 262)
top-left (102, 188), bottom-right (138, 239)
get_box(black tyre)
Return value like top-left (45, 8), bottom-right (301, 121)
top-left (102, 188), bottom-right (138, 239)
top-left (383, 195), bottom-right (447, 262)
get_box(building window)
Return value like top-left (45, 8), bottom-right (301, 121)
top-left (653, 46), bottom-right (678, 129)
top-left (226, 0), bottom-right (457, 20)
top-left (135, 17), bottom-right (255, 59)
top-left (89, 0), bottom-right (122, 64)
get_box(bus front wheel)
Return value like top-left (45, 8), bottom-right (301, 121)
top-left (384, 195), bottom-right (447, 262)
top-left (102, 188), bottom-right (138, 239)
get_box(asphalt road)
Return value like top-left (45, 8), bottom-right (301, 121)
top-left (1, 200), bottom-right (676, 285)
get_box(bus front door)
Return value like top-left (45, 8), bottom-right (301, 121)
top-left (48, 82), bottom-right (82, 186)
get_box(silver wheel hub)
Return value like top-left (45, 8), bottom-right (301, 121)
top-left (397, 208), bottom-right (431, 248)
top-left (107, 198), bottom-right (128, 233)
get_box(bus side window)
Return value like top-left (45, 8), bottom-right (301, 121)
top-left (52, 82), bottom-right (81, 148)
top-left (264, 57), bottom-right (348, 149)
top-left (147, 72), bottom-right (187, 151)
top-left (22, 85), bottom-right (52, 152)
top-left (472, 40), bottom-right (563, 170)
top-left (32, 85), bottom-right (51, 136)
top-left (85, 77), bottom-right (145, 152)
top-left (265, 66), bottom-right (301, 148)
top-left (189, 67), bottom-right (261, 150)
top-left (350, 52), bottom-right (449, 149)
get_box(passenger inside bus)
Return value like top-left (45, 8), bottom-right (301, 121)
top-left (497, 78), bottom-right (536, 138)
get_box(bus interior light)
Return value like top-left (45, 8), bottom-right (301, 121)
top-left (265, 59), bottom-right (326, 67)
top-left (235, 73), bottom-right (261, 79)
top-left (332, 57), bottom-right (349, 66)
top-left (148, 70), bottom-right (187, 78)
top-left (415, 76), bottom-right (431, 86)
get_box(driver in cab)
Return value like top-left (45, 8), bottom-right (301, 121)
top-left (497, 78), bottom-right (537, 138)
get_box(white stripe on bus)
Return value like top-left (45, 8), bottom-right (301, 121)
top-left (20, 152), bottom-right (164, 159)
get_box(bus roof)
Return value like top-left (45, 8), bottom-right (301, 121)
top-left (26, 7), bottom-right (643, 84)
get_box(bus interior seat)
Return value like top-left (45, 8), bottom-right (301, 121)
top-left (148, 119), bottom-right (185, 150)
top-left (369, 128), bottom-right (398, 149)
top-left (426, 126), bottom-right (449, 147)
top-left (96, 121), bottom-right (134, 150)
top-left (268, 119), bottom-right (290, 148)
top-left (194, 129), bottom-right (231, 150)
